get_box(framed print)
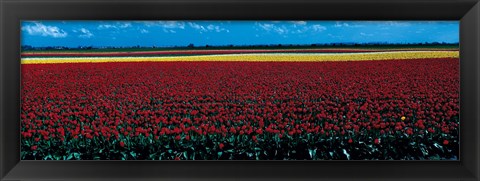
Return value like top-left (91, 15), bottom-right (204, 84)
top-left (18, 20), bottom-right (461, 161)
top-left (1, 0), bottom-right (479, 180)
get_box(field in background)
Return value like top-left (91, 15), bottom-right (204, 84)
top-left (20, 47), bottom-right (460, 160)
top-left (21, 44), bottom-right (459, 53)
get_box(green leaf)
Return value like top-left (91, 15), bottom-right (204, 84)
top-left (183, 151), bottom-right (188, 159)
top-left (343, 149), bottom-right (350, 160)
top-left (44, 155), bottom-right (53, 160)
top-left (308, 149), bottom-right (315, 159)
top-left (121, 152), bottom-right (127, 160)
top-left (67, 153), bottom-right (74, 160)
top-left (420, 147), bottom-right (429, 156)
top-left (388, 135), bottom-right (396, 141)
top-left (73, 153), bottom-right (81, 160)
top-left (433, 143), bottom-right (443, 150)
top-left (149, 153), bottom-right (157, 159)
top-left (191, 152), bottom-right (196, 160)
top-left (217, 152), bottom-right (223, 158)
top-left (130, 151), bottom-right (137, 158)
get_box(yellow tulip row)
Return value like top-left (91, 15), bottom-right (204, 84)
top-left (21, 51), bottom-right (459, 64)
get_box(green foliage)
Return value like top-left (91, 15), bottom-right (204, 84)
top-left (20, 127), bottom-right (459, 160)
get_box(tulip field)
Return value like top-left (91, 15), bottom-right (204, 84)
top-left (20, 48), bottom-right (460, 160)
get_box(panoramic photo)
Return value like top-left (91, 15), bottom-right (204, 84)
top-left (20, 21), bottom-right (459, 160)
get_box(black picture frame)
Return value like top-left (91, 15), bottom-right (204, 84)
top-left (1, 0), bottom-right (479, 180)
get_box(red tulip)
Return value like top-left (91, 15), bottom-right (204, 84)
top-left (443, 140), bottom-right (449, 145)
top-left (20, 58), bottom-right (459, 160)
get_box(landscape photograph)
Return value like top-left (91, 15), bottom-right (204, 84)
top-left (20, 21), bottom-right (459, 160)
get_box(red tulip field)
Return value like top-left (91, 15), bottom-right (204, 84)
top-left (20, 50), bottom-right (460, 160)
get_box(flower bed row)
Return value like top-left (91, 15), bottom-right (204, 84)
top-left (21, 59), bottom-right (459, 160)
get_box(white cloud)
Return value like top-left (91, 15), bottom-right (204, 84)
top-left (140, 29), bottom-right (149, 33)
top-left (360, 32), bottom-right (374, 36)
top-left (207, 24), bottom-right (216, 31)
top-left (22, 22), bottom-right (68, 38)
top-left (256, 22), bottom-right (326, 35)
top-left (119, 23), bottom-right (132, 28)
top-left (383, 21), bottom-right (410, 27)
top-left (257, 23), bottom-right (289, 34)
top-left (97, 22), bottom-right (132, 30)
top-left (290, 21), bottom-right (307, 25)
top-left (334, 22), bottom-right (365, 28)
top-left (143, 21), bottom-right (185, 29)
top-left (98, 24), bottom-right (115, 29)
top-left (415, 28), bottom-right (425, 34)
top-left (311, 24), bottom-right (326, 32)
top-left (274, 26), bottom-right (288, 34)
top-left (141, 21), bottom-right (189, 33)
top-left (163, 29), bottom-right (176, 33)
top-left (188, 23), bottom-right (229, 33)
top-left (334, 22), bottom-right (348, 27)
top-left (258, 23), bottom-right (275, 31)
top-left (188, 22), bottom-right (206, 31)
top-left (76, 28), bottom-right (93, 38)
top-left (372, 21), bottom-right (411, 30)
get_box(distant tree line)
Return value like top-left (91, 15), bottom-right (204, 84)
top-left (21, 42), bottom-right (459, 51)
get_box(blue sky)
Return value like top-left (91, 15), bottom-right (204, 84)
top-left (21, 21), bottom-right (459, 47)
